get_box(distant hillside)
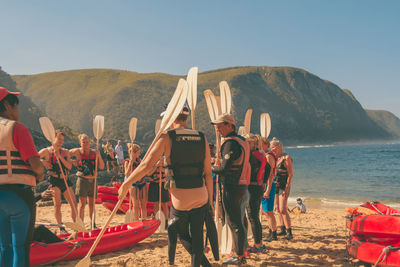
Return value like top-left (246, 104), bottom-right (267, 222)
top-left (366, 110), bottom-right (400, 138)
top-left (13, 66), bottom-right (398, 145)
top-left (0, 67), bottom-right (43, 132)
top-left (1, 67), bottom-right (79, 148)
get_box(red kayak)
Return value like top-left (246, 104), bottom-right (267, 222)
top-left (30, 219), bottom-right (160, 266)
top-left (102, 201), bottom-right (155, 216)
top-left (348, 236), bottom-right (400, 267)
top-left (98, 192), bottom-right (129, 203)
top-left (347, 202), bottom-right (400, 239)
top-left (360, 202), bottom-right (400, 216)
top-left (98, 185), bottom-right (119, 195)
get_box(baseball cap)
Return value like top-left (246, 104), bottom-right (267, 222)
top-left (0, 87), bottom-right (20, 102)
top-left (211, 113), bottom-right (236, 126)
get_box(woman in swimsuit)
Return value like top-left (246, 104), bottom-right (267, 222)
top-left (271, 137), bottom-right (293, 240)
top-left (124, 143), bottom-right (147, 220)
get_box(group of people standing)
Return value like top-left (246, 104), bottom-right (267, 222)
top-left (119, 108), bottom-right (294, 266)
top-left (0, 84), bottom-right (294, 267)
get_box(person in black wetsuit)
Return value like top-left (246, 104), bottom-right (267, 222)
top-left (245, 134), bottom-right (267, 253)
top-left (119, 106), bottom-right (214, 267)
top-left (271, 137), bottom-right (293, 240)
top-left (211, 113), bottom-right (251, 266)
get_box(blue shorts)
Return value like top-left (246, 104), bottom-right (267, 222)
top-left (261, 183), bottom-right (276, 212)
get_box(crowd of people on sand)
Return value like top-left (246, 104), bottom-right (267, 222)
top-left (0, 86), bottom-right (304, 267)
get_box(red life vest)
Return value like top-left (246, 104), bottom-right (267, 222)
top-left (253, 150), bottom-right (267, 186)
top-left (222, 136), bottom-right (251, 186)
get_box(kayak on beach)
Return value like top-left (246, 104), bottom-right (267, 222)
top-left (346, 202), bottom-right (400, 266)
top-left (30, 219), bottom-right (160, 266)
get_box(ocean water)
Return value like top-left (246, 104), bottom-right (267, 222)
top-left (285, 143), bottom-right (400, 209)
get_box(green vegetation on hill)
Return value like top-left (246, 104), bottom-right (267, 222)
top-left (12, 66), bottom-right (398, 146)
top-left (366, 110), bottom-right (400, 138)
top-left (1, 67), bottom-right (80, 148)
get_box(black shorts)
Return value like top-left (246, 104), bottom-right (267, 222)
top-left (148, 182), bottom-right (169, 203)
top-left (49, 176), bottom-right (73, 193)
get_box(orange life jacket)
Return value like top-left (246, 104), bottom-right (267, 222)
top-left (0, 118), bottom-right (36, 186)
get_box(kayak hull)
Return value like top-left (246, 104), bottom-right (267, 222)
top-left (30, 219), bottom-right (160, 266)
top-left (348, 236), bottom-right (400, 267)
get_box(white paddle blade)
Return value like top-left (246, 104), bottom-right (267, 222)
top-left (260, 113), bottom-right (271, 138)
top-left (156, 211), bottom-right (166, 232)
top-left (219, 81), bottom-right (232, 114)
top-left (204, 90), bottom-right (219, 121)
top-left (186, 67), bottom-right (198, 111)
top-left (266, 113), bottom-right (271, 138)
top-left (244, 109), bottom-right (253, 134)
top-left (129, 117), bottom-right (138, 142)
top-left (125, 210), bottom-right (134, 224)
top-left (93, 115), bottom-right (104, 140)
top-left (64, 221), bottom-right (87, 233)
top-left (155, 119), bottom-right (162, 135)
top-left (159, 78), bottom-right (189, 133)
top-left (39, 117), bottom-right (56, 143)
top-left (75, 256), bottom-right (90, 267)
top-left (238, 126), bottom-right (246, 136)
top-left (221, 223), bottom-right (233, 254)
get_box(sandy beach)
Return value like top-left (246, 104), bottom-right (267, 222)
top-left (35, 202), bottom-right (357, 267)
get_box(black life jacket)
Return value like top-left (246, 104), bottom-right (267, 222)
top-left (168, 128), bottom-right (205, 189)
top-left (48, 149), bottom-right (68, 177)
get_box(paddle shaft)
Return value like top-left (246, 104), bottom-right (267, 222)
top-left (54, 153), bottom-right (80, 223)
top-left (92, 140), bottom-right (99, 229)
top-left (158, 161), bottom-right (162, 216)
top-left (191, 112), bottom-right (195, 130)
top-left (86, 198), bottom-right (123, 258)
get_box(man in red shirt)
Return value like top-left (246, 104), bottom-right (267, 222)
top-left (0, 87), bottom-right (44, 267)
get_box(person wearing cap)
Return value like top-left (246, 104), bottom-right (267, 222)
top-left (0, 87), bottom-right (44, 266)
top-left (118, 106), bottom-right (213, 267)
top-left (211, 113), bottom-right (251, 265)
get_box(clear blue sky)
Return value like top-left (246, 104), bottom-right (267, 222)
top-left (1, 1), bottom-right (399, 117)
